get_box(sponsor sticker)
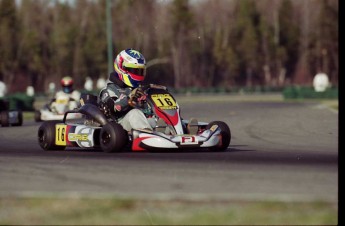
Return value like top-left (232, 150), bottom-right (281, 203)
top-left (68, 126), bottom-right (94, 148)
top-left (68, 133), bottom-right (89, 141)
top-left (118, 94), bottom-right (126, 100)
top-left (115, 104), bottom-right (122, 111)
top-left (180, 135), bottom-right (198, 145)
top-left (209, 125), bottom-right (218, 132)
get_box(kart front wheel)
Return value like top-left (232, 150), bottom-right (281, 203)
top-left (100, 122), bottom-right (128, 153)
top-left (38, 120), bottom-right (65, 151)
top-left (0, 111), bottom-right (9, 127)
top-left (34, 110), bottom-right (42, 122)
top-left (11, 111), bottom-right (23, 126)
top-left (206, 121), bottom-right (231, 151)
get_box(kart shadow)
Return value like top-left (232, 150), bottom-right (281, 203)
top-left (64, 147), bottom-right (103, 153)
top-left (227, 147), bottom-right (256, 153)
top-left (227, 145), bottom-right (255, 153)
top-left (62, 145), bottom-right (255, 154)
top-left (139, 146), bottom-right (255, 153)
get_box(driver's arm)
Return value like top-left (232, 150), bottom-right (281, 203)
top-left (99, 87), bottom-right (130, 114)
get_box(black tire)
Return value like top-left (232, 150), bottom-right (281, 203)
top-left (206, 121), bottom-right (231, 151)
top-left (11, 111), bottom-right (23, 126)
top-left (34, 110), bottom-right (42, 122)
top-left (100, 122), bottom-right (128, 153)
top-left (0, 111), bottom-right (9, 127)
top-left (38, 120), bottom-right (65, 151)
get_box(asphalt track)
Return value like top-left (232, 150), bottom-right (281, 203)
top-left (0, 95), bottom-right (338, 203)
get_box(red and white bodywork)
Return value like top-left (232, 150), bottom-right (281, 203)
top-left (130, 86), bottom-right (224, 151)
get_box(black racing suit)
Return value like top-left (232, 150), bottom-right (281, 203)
top-left (98, 72), bottom-right (152, 131)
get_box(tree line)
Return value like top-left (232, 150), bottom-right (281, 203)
top-left (0, 0), bottom-right (338, 93)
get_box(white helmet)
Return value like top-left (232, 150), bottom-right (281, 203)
top-left (113, 49), bottom-right (146, 88)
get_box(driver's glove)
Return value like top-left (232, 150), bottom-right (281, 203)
top-left (128, 88), bottom-right (146, 107)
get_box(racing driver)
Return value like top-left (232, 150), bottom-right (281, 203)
top-left (99, 48), bottom-right (199, 134)
top-left (98, 49), bottom-right (154, 132)
top-left (50, 76), bottom-right (81, 111)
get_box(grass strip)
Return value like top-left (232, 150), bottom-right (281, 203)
top-left (0, 197), bottom-right (337, 225)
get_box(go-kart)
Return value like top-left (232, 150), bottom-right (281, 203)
top-left (38, 84), bottom-right (231, 152)
top-left (35, 95), bottom-right (82, 122)
top-left (0, 99), bottom-right (23, 127)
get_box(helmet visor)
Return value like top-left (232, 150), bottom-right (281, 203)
top-left (63, 86), bottom-right (73, 94)
top-left (123, 66), bottom-right (145, 77)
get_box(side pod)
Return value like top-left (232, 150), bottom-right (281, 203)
top-left (63, 104), bottom-right (108, 126)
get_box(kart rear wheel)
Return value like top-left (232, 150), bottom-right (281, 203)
top-left (100, 122), bottom-right (128, 153)
top-left (206, 121), bottom-right (231, 151)
top-left (0, 111), bottom-right (9, 127)
top-left (34, 110), bottom-right (42, 122)
top-left (38, 120), bottom-right (65, 151)
top-left (11, 111), bottom-right (23, 126)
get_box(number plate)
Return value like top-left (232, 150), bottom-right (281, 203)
top-left (56, 99), bottom-right (68, 104)
top-left (151, 94), bottom-right (177, 110)
top-left (55, 124), bottom-right (67, 145)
